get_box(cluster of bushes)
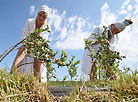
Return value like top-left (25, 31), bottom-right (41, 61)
top-left (0, 27), bottom-right (138, 101)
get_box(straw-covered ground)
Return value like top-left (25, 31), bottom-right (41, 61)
top-left (0, 68), bottom-right (138, 102)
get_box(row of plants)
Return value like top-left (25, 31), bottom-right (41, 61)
top-left (0, 26), bottom-right (138, 101)
top-left (0, 26), bottom-right (128, 82)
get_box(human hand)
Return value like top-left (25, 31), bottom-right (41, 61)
top-left (104, 39), bottom-right (109, 46)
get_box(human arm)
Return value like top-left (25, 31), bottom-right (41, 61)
top-left (88, 27), bottom-right (109, 46)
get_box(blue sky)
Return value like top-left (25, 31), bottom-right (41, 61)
top-left (0, 0), bottom-right (138, 80)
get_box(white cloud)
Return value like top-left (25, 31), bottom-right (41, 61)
top-left (118, 4), bottom-right (132, 15)
top-left (30, 5), bottom-right (35, 16)
top-left (119, 10), bottom-right (127, 15)
top-left (53, 31), bottom-right (89, 49)
top-left (52, 17), bottom-right (92, 49)
top-left (48, 9), bottom-right (65, 31)
top-left (134, 3), bottom-right (138, 15)
top-left (68, 16), bottom-right (77, 24)
top-left (127, 5), bottom-right (132, 11)
top-left (121, 0), bottom-right (130, 9)
top-left (60, 26), bottom-right (67, 40)
top-left (118, 0), bottom-right (131, 15)
top-left (100, 2), bottom-right (117, 26)
top-left (48, 8), bottom-right (93, 49)
top-left (77, 17), bottom-right (87, 30)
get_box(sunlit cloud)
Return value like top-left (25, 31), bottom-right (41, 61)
top-left (127, 5), bottom-right (132, 11)
top-left (121, 0), bottom-right (130, 9)
top-left (48, 8), bottom-right (93, 49)
top-left (119, 10), bottom-right (127, 15)
top-left (100, 2), bottom-right (117, 26)
top-left (30, 5), bottom-right (35, 16)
